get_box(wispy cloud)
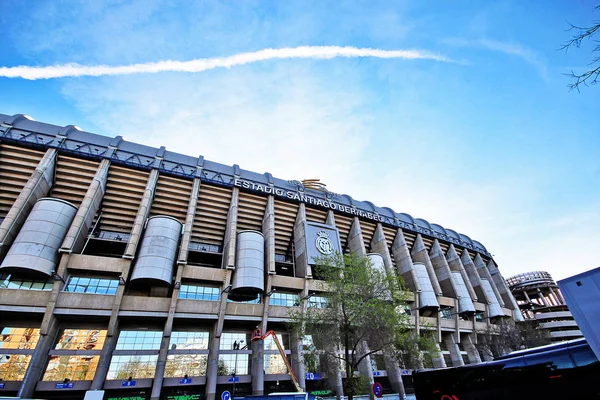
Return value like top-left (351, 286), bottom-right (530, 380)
top-left (0, 46), bottom-right (452, 80)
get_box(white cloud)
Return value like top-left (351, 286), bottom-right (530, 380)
top-left (0, 46), bottom-right (452, 80)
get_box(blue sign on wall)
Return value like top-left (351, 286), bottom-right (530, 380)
top-left (55, 382), bottom-right (74, 389)
top-left (0, 383), bottom-right (5, 388)
top-left (121, 380), bottom-right (137, 387)
top-left (227, 377), bottom-right (239, 383)
top-left (179, 378), bottom-right (192, 384)
top-left (305, 372), bottom-right (322, 380)
top-left (373, 371), bottom-right (381, 376)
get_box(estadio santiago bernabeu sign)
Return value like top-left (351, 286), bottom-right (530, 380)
top-left (233, 178), bottom-right (385, 223)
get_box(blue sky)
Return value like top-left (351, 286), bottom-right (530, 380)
top-left (0, 0), bottom-right (598, 280)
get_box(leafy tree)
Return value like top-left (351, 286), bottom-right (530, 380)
top-left (561, 4), bottom-right (600, 91)
top-left (395, 329), bottom-right (439, 370)
top-left (288, 253), bottom-right (413, 400)
top-left (476, 319), bottom-right (551, 359)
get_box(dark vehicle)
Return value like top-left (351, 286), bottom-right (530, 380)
top-left (413, 338), bottom-right (600, 399)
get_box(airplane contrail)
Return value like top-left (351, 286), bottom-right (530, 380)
top-left (0, 46), bottom-right (452, 80)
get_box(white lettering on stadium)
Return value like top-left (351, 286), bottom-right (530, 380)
top-left (234, 178), bottom-right (383, 222)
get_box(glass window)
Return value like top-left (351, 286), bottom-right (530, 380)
top-left (42, 355), bottom-right (99, 381)
top-left (55, 329), bottom-right (107, 350)
top-left (106, 355), bottom-right (158, 380)
top-left (218, 354), bottom-right (248, 375)
top-left (165, 354), bottom-right (207, 377)
top-left (440, 308), bottom-right (453, 319)
top-left (264, 333), bottom-right (289, 351)
top-left (0, 354), bottom-right (31, 381)
top-left (169, 331), bottom-right (209, 350)
top-left (270, 292), bottom-right (299, 307)
top-left (220, 333), bottom-right (248, 350)
top-left (0, 274), bottom-right (53, 291)
top-left (264, 353), bottom-right (291, 374)
top-left (178, 284), bottom-right (220, 301)
top-left (64, 276), bottom-right (119, 295)
top-left (115, 330), bottom-right (162, 350)
top-left (308, 296), bottom-right (329, 309)
top-left (0, 327), bottom-right (40, 350)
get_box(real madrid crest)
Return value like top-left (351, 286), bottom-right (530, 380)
top-left (315, 230), bottom-right (334, 255)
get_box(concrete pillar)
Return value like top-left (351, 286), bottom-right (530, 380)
top-left (18, 317), bottom-right (60, 398)
top-left (460, 250), bottom-right (489, 304)
top-left (177, 178), bottom-right (201, 265)
top-left (222, 187), bottom-right (239, 269)
top-left (537, 289), bottom-right (551, 307)
top-left (550, 287), bottom-right (565, 305)
top-left (326, 210), bottom-right (336, 226)
top-left (461, 334), bottom-right (482, 364)
top-left (431, 342), bottom-right (446, 369)
top-left (290, 331), bottom-right (306, 391)
top-left (91, 259), bottom-right (135, 389)
top-left (486, 260), bottom-right (522, 320)
top-left (293, 203), bottom-right (311, 278)
top-left (60, 159), bottom-right (110, 253)
top-left (0, 148), bottom-right (56, 258)
top-left (206, 272), bottom-right (233, 400)
top-left (411, 235), bottom-right (442, 296)
top-left (124, 169), bottom-right (159, 259)
top-left (429, 240), bottom-right (458, 297)
top-left (356, 340), bottom-right (374, 386)
top-left (151, 264), bottom-right (184, 399)
top-left (206, 330), bottom-right (222, 400)
top-left (370, 224), bottom-right (394, 275)
top-left (347, 217), bottom-right (366, 256)
top-left (325, 343), bottom-right (344, 400)
top-left (442, 334), bottom-right (464, 367)
top-left (391, 229), bottom-right (420, 292)
top-left (383, 349), bottom-right (406, 398)
top-left (474, 254), bottom-right (504, 308)
top-left (263, 196), bottom-right (276, 275)
top-left (446, 244), bottom-right (477, 301)
top-left (251, 338), bottom-right (265, 395)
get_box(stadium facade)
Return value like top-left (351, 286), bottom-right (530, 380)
top-left (0, 113), bottom-right (522, 400)
top-left (507, 271), bottom-right (583, 342)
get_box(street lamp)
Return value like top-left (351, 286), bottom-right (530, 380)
top-left (232, 339), bottom-right (245, 396)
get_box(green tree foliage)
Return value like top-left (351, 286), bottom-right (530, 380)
top-left (562, 4), bottom-right (600, 91)
top-left (476, 319), bottom-right (551, 359)
top-left (288, 253), bottom-right (413, 400)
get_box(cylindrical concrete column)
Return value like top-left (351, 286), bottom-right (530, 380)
top-left (290, 331), bottom-right (306, 391)
top-left (91, 322), bottom-right (119, 390)
top-left (206, 332), bottom-right (221, 400)
top-left (251, 338), bottom-right (265, 395)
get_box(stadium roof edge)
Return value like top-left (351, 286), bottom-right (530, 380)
top-left (0, 112), bottom-right (491, 257)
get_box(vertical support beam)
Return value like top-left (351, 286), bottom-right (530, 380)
top-left (60, 159), bottom-right (110, 253)
top-left (263, 196), bottom-right (276, 275)
top-left (151, 264), bottom-right (184, 399)
top-left (326, 210), bottom-right (336, 226)
top-left (383, 349), bottom-right (406, 399)
top-left (124, 169), bottom-right (159, 259)
top-left (431, 342), bottom-right (446, 369)
top-left (442, 334), bottom-right (464, 367)
top-left (18, 317), bottom-right (60, 399)
top-left (486, 259), bottom-right (522, 320)
top-left (446, 244), bottom-right (477, 301)
top-left (91, 258), bottom-right (135, 389)
top-left (474, 254), bottom-right (504, 307)
top-left (291, 330), bottom-right (306, 391)
top-left (461, 334), bottom-right (482, 364)
top-left (411, 235), bottom-right (443, 296)
top-left (178, 178), bottom-right (201, 265)
top-left (370, 223), bottom-right (394, 274)
top-left (206, 271), bottom-right (233, 400)
top-left (392, 229), bottom-right (420, 291)
top-left (347, 217), bottom-right (366, 256)
top-left (252, 274), bottom-right (273, 395)
top-left (429, 240), bottom-right (458, 297)
top-left (356, 340), bottom-right (375, 400)
top-left (0, 148), bottom-right (56, 257)
top-left (293, 203), bottom-right (311, 278)
top-left (222, 188), bottom-right (239, 269)
top-left (460, 250), bottom-right (489, 304)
